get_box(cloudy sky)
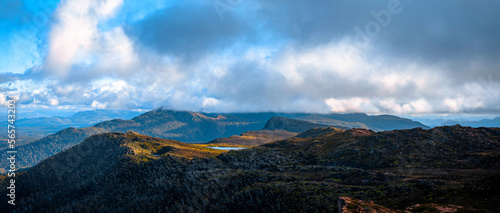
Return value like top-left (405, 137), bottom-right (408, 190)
top-left (1, 0), bottom-right (500, 115)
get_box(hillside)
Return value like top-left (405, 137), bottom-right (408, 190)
top-left (0, 109), bottom-right (260, 171)
top-left (0, 127), bottom-right (107, 172)
top-left (263, 125), bottom-right (500, 170)
top-left (295, 114), bottom-right (370, 129)
top-left (262, 116), bottom-right (343, 132)
top-left (92, 108), bottom-right (266, 142)
top-left (208, 130), bottom-right (298, 146)
top-left (206, 117), bottom-right (340, 147)
top-left (207, 117), bottom-right (346, 147)
top-left (318, 113), bottom-right (429, 131)
top-left (295, 127), bottom-right (346, 138)
top-left (2, 125), bottom-right (499, 212)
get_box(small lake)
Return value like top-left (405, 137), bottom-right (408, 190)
top-left (208, 147), bottom-right (248, 151)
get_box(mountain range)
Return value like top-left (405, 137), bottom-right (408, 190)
top-left (441, 117), bottom-right (500, 127)
top-left (0, 108), bottom-right (429, 171)
top-left (2, 125), bottom-right (498, 212)
top-left (414, 117), bottom-right (500, 128)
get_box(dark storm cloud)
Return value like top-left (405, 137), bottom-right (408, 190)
top-left (126, 1), bottom-right (389, 56)
top-left (376, 0), bottom-right (500, 60)
top-left (103, 0), bottom-right (500, 113)
top-left (128, 0), bottom-right (500, 78)
top-left (125, 1), bottom-right (254, 60)
top-left (255, 0), bottom-right (500, 72)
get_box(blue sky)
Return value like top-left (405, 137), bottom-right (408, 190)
top-left (1, 0), bottom-right (500, 117)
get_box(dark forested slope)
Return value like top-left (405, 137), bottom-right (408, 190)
top-left (2, 125), bottom-right (499, 212)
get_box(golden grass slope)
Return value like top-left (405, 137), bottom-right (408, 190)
top-left (123, 131), bottom-right (227, 161)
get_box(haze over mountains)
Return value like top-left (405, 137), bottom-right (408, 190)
top-left (408, 116), bottom-right (500, 128)
top-left (0, 109), bottom-right (142, 145)
top-left (438, 117), bottom-right (500, 128)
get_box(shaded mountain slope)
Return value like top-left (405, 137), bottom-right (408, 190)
top-left (295, 114), bottom-right (370, 129)
top-left (263, 125), bottom-right (500, 170)
top-left (319, 113), bottom-right (429, 131)
top-left (262, 116), bottom-right (344, 132)
top-left (0, 127), bottom-right (107, 173)
top-left (1, 132), bottom-right (226, 212)
top-left (218, 112), bottom-right (429, 131)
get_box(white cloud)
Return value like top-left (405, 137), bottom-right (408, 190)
top-left (44, 0), bottom-right (131, 79)
top-left (47, 98), bottom-right (59, 106)
top-left (91, 100), bottom-right (107, 109)
top-left (0, 93), bottom-right (7, 106)
top-left (325, 97), bottom-right (378, 113)
top-left (202, 97), bottom-right (220, 108)
top-left (91, 78), bottom-right (130, 94)
top-left (97, 0), bottom-right (123, 18)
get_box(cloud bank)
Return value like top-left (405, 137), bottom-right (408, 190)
top-left (1, 0), bottom-right (500, 114)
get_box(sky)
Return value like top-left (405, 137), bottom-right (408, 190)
top-left (1, 0), bottom-right (500, 117)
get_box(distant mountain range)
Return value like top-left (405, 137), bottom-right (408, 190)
top-left (414, 117), bottom-right (500, 128)
top-left (0, 108), bottom-right (428, 171)
top-left (2, 125), bottom-right (498, 212)
top-left (0, 109), bottom-right (143, 145)
top-left (15, 109), bottom-right (143, 128)
top-left (441, 117), bottom-right (500, 127)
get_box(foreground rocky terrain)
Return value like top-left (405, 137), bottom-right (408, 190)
top-left (1, 125), bottom-right (499, 212)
